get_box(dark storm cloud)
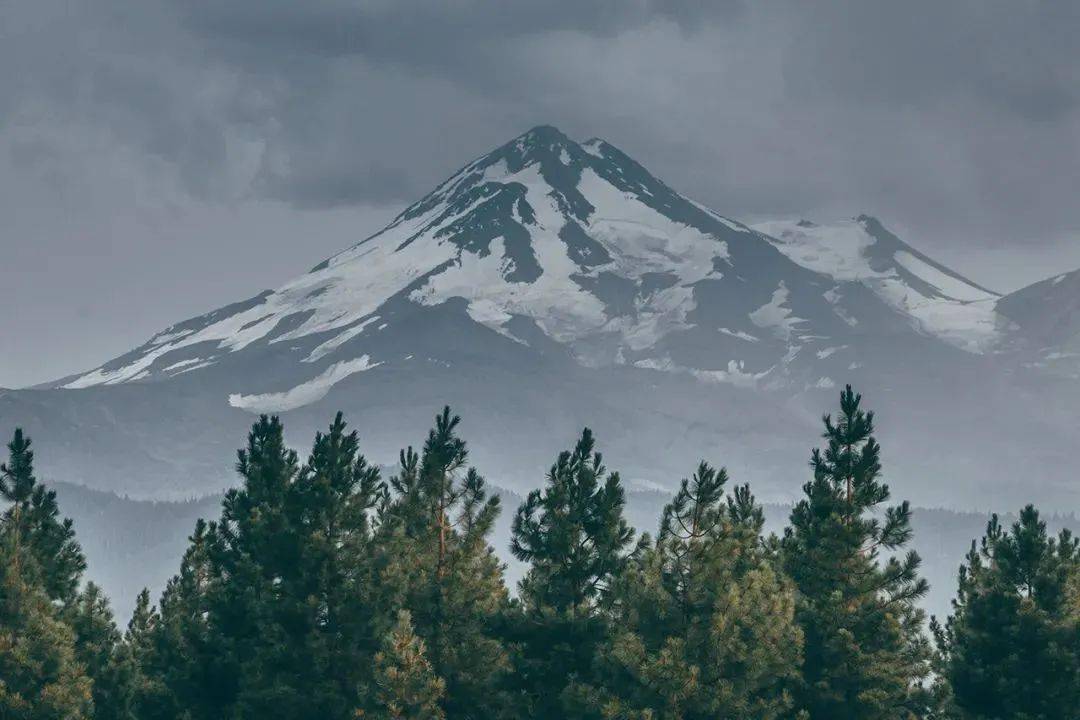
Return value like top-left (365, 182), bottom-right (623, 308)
top-left (174, 0), bottom-right (1080, 238)
top-left (5, 0), bottom-right (1080, 387)
top-left (8, 0), bottom-right (1078, 225)
top-left (178, 0), bottom-right (742, 59)
top-left (782, 1), bottom-right (1080, 121)
top-left (157, 0), bottom-right (746, 206)
top-left (769, 0), bottom-right (1080, 241)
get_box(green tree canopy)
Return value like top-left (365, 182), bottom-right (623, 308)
top-left (1, 429), bottom-right (86, 605)
top-left (782, 385), bottom-right (931, 719)
top-left (933, 506), bottom-right (1080, 718)
top-left (510, 428), bottom-right (635, 717)
top-left (370, 407), bottom-right (511, 720)
top-left (0, 522), bottom-right (92, 719)
top-left (573, 463), bottom-right (802, 720)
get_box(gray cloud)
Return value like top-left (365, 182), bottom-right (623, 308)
top-left (4, 0), bottom-right (1080, 386)
top-left (177, 0), bottom-right (743, 58)
top-left (782, 1), bottom-right (1080, 121)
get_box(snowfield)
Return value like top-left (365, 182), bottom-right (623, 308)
top-left (754, 218), bottom-right (1003, 353)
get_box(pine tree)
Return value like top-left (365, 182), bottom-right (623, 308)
top-left (104, 589), bottom-right (158, 720)
top-left (1, 429), bottom-right (86, 605)
top-left (191, 414), bottom-right (305, 717)
top-left (782, 385), bottom-right (931, 719)
top-left (370, 407), bottom-right (511, 719)
top-left (574, 463), bottom-right (802, 719)
top-left (199, 413), bottom-right (391, 717)
top-left (288, 411), bottom-right (385, 714)
top-left (0, 517), bottom-right (92, 719)
top-left (932, 506), bottom-right (1080, 718)
top-left (136, 518), bottom-right (220, 720)
top-left (126, 589), bottom-right (155, 644)
top-left (370, 610), bottom-right (446, 720)
top-left (67, 582), bottom-right (134, 720)
top-left (1, 429), bottom-right (126, 719)
top-left (135, 413), bottom-right (393, 718)
top-left (510, 428), bottom-right (635, 717)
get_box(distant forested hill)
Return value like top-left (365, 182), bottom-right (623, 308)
top-left (51, 481), bottom-right (221, 620)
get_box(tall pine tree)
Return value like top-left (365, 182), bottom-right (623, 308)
top-left (782, 385), bottom-right (931, 719)
top-left (370, 407), bottom-right (511, 719)
top-left (1, 431), bottom-right (126, 716)
top-left (510, 428), bottom-right (634, 717)
top-left (572, 463), bottom-right (802, 719)
top-left (0, 538), bottom-right (92, 719)
top-left (932, 506), bottom-right (1080, 718)
top-left (287, 411), bottom-right (385, 715)
top-left (199, 413), bottom-right (385, 718)
top-left (135, 520), bottom-right (218, 720)
top-left (67, 582), bottom-right (133, 720)
top-left (0, 429), bottom-right (86, 605)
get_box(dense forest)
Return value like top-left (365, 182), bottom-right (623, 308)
top-left (2, 386), bottom-right (1078, 718)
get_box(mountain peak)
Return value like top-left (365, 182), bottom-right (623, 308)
top-left (517, 124), bottom-right (570, 143)
top-left (491, 124), bottom-right (579, 169)
top-left (56, 124), bottom-right (759, 390)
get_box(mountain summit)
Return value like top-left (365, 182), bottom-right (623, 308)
top-left (5, 126), bottom-right (1080, 507)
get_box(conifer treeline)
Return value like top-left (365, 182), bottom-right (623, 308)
top-left (1, 386), bottom-right (1078, 718)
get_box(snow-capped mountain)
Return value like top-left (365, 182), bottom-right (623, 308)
top-left (996, 267), bottom-right (1080, 377)
top-left (4, 126), bottom-right (1079, 508)
top-left (58, 127), bottom-right (993, 398)
top-left (62, 125), bottom-right (764, 392)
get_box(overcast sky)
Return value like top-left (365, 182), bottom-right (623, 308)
top-left (3, 1), bottom-right (1080, 388)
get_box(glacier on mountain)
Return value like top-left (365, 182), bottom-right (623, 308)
top-left (753, 217), bottom-right (1003, 353)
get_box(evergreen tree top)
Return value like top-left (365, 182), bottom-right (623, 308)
top-left (1, 428), bottom-right (87, 604)
top-left (0, 427), bottom-right (35, 505)
top-left (511, 427), bottom-right (634, 616)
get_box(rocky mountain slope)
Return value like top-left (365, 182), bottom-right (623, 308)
top-left (996, 267), bottom-right (1080, 378)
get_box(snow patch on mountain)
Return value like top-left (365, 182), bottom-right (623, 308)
top-left (228, 355), bottom-right (381, 412)
top-left (892, 251), bottom-right (990, 303)
top-left (754, 220), bottom-right (874, 282)
top-left (64, 345), bottom-right (172, 388)
top-left (304, 316), bottom-right (382, 363)
top-left (719, 328), bottom-right (760, 343)
top-left (408, 167), bottom-right (608, 342)
top-left (161, 358), bottom-right (206, 373)
top-left (871, 276), bottom-right (1000, 353)
top-left (749, 282), bottom-right (805, 341)
top-left (635, 356), bottom-right (770, 389)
